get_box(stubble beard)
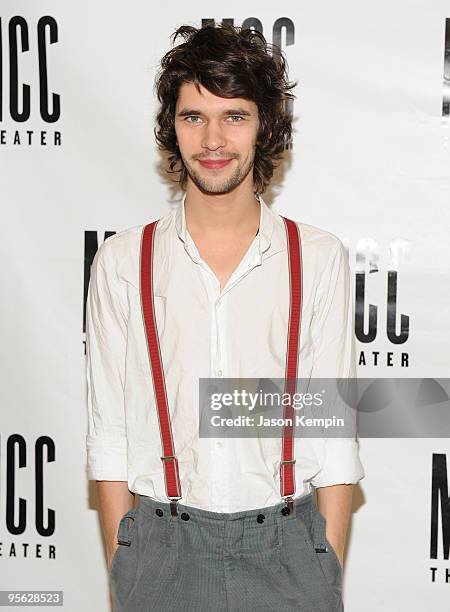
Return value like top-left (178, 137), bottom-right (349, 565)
top-left (181, 151), bottom-right (255, 195)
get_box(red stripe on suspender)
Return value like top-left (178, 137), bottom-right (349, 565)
top-left (140, 216), bottom-right (302, 506)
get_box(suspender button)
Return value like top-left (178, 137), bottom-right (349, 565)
top-left (256, 514), bottom-right (265, 523)
top-left (155, 508), bottom-right (164, 517)
top-left (181, 512), bottom-right (190, 521)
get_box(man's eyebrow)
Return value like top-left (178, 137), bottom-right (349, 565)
top-left (176, 107), bottom-right (252, 117)
top-left (223, 108), bottom-right (252, 116)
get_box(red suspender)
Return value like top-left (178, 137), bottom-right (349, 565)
top-left (140, 221), bottom-right (182, 517)
top-left (140, 216), bottom-right (302, 516)
top-left (280, 217), bottom-right (302, 514)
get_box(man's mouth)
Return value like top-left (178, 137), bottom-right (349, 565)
top-left (198, 159), bottom-right (233, 170)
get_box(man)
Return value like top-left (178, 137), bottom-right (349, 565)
top-left (85, 23), bottom-right (364, 612)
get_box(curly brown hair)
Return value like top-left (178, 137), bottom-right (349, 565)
top-left (153, 23), bottom-right (297, 195)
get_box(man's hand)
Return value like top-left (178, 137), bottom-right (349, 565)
top-left (316, 483), bottom-right (354, 571)
top-left (107, 544), bottom-right (119, 572)
top-left (326, 535), bottom-right (344, 570)
top-left (95, 481), bottom-right (135, 571)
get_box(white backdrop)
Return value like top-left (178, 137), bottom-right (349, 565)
top-left (1, 1), bottom-right (449, 610)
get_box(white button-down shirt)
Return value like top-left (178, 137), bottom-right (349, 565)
top-left (85, 194), bottom-right (365, 512)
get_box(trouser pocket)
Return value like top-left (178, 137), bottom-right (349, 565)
top-left (308, 507), bottom-right (344, 609)
top-left (109, 507), bottom-right (140, 610)
top-left (109, 507), bottom-right (138, 575)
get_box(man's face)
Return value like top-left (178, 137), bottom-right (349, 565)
top-left (174, 82), bottom-right (259, 195)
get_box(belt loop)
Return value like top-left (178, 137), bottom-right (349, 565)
top-left (117, 507), bottom-right (137, 546)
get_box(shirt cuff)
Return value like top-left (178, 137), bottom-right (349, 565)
top-left (86, 434), bottom-right (128, 481)
top-left (311, 438), bottom-right (365, 487)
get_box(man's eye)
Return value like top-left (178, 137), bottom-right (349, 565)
top-left (183, 115), bottom-right (244, 123)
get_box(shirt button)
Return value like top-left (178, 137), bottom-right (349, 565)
top-left (217, 369), bottom-right (223, 377)
top-left (215, 441), bottom-right (222, 449)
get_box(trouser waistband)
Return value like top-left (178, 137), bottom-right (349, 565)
top-left (134, 489), bottom-right (328, 552)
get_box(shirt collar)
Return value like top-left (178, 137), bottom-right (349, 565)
top-left (174, 192), bottom-right (281, 263)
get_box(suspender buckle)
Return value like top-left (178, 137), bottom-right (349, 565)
top-left (161, 455), bottom-right (176, 462)
top-left (161, 457), bottom-right (181, 516)
top-left (281, 459), bottom-right (296, 515)
top-left (169, 498), bottom-right (180, 517)
top-left (282, 495), bottom-right (294, 515)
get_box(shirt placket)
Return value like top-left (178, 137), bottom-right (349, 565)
top-left (185, 233), bottom-right (261, 509)
top-left (185, 233), bottom-right (261, 376)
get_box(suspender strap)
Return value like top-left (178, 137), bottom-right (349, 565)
top-left (140, 215), bottom-right (302, 515)
top-left (140, 220), bottom-right (182, 516)
top-left (280, 217), bottom-right (303, 512)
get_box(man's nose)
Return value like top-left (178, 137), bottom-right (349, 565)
top-left (201, 119), bottom-right (226, 151)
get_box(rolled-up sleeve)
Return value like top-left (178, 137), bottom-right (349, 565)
top-left (309, 239), bottom-right (365, 488)
top-left (85, 238), bottom-right (128, 481)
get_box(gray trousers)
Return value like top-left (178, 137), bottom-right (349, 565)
top-left (109, 490), bottom-right (344, 611)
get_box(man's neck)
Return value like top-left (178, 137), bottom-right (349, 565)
top-left (184, 184), bottom-right (260, 240)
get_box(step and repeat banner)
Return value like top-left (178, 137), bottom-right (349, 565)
top-left (1, 1), bottom-right (449, 610)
